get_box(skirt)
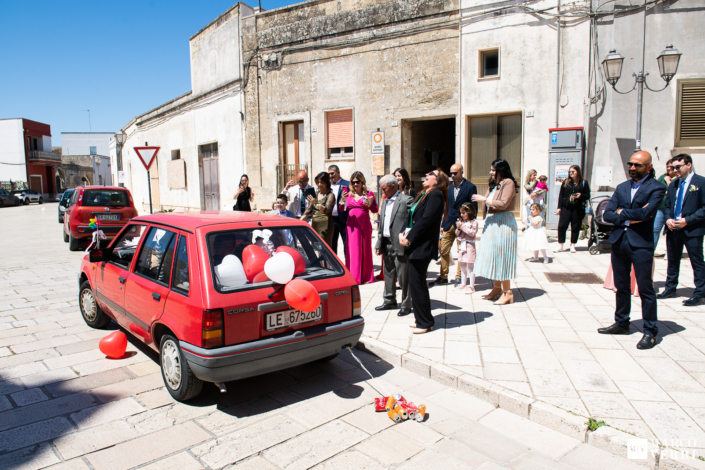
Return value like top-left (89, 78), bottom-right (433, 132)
top-left (522, 226), bottom-right (549, 251)
top-left (475, 211), bottom-right (518, 281)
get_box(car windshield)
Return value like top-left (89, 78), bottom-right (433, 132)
top-left (83, 190), bottom-right (129, 207)
top-left (207, 227), bottom-right (344, 292)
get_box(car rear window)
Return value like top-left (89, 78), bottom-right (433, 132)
top-left (207, 227), bottom-right (344, 292)
top-left (83, 190), bottom-right (129, 207)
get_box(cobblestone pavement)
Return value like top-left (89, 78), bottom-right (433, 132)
top-left (360, 218), bottom-right (705, 460)
top-left (0, 203), bottom-right (651, 470)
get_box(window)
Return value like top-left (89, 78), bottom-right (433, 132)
top-left (109, 225), bottom-right (146, 268)
top-left (326, 109), bottom-right (354, 159)
top-left (171, 149), bottom-right (181, 160)
top-left (479, 49), bottom-right (500, 78)
top-left (135, 227), bottom-right (177, 284)
top-left (198, 142), bottom-right (218, 158)
top-left (207, 227), bottom-right (344, 293)
top-left (90, 146), bottom-right (97, 155)
top-left (172, 236), bottom-right (190, 294)
top-left (82, 189), bottom-right (129, 207)
top-left (676, 80), bottom-right (705, 147)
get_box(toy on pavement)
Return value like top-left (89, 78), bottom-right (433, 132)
top-left (375, 394), bottom-right (426, 423)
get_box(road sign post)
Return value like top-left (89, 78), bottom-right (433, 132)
top-left (133, 147), bottom-right (160, 214)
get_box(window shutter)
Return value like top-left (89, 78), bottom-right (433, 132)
top-left (679, 82), bottom-right (705, 147)
top-left (327, 110), bottom-right (353, 148)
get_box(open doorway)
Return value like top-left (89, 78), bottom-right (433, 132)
top-left (402, 117), bottom-right (456, 194)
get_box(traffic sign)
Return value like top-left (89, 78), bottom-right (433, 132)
top-left (134, 147), bottom-right (160, 171)
top-left (371, 131), bottom-right (384, 155)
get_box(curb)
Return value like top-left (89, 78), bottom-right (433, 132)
top-left (356, 337), bottom-right (702, 470)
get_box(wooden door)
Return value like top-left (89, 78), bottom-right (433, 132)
top-left (283, 121), bottom-right (303, 166)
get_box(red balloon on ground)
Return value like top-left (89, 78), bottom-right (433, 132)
top-left (276, 246), bottom-right (306, 275)
top-left (242, 244), bottom-right (269, 281)
top-left (253, 271), bottom-right (269, 283)
top-left (99, 331), bottom-right (128, 358)
top-left (285, 279), bottom-right (320, 312)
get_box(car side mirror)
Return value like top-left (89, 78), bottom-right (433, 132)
top-left (89, 248), bottom-right (112, 263)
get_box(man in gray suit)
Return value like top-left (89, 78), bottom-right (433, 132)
top-left (375, 174), bottom-right (413, 316)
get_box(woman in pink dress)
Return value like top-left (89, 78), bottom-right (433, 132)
top-left (340, 171), bottom-right (378, 284)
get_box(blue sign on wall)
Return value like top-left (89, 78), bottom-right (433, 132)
top-left (551, 132), bottom-right (558, 145)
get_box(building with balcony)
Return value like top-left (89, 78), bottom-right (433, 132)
top-left (0, 118), bottom-right (60, 198)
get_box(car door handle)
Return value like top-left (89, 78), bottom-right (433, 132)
top-left (152, 292), bottom-right (161, 301)
top-left (118, 276), bottom-right (126, 284)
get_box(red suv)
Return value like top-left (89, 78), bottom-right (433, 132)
top-left (77, 212), bottom-right (364, 401)
top-left (63, 186), bottom-right (138, 251)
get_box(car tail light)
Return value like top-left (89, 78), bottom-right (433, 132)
top-left (128, 192), bottom-right (134, 207)
top-left (202, 309), bottom-right (224, 348)
top-left (352, 286), bottom-right (361, 317)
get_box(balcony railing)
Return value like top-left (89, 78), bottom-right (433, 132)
top-left (28, 151), bottom-right (61, 163)
top-left (276, 164), bottom-right (308, 196)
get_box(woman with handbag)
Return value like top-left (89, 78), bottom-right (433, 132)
top-left (555, 165), bottom-right (591, 253)
top-left (399, 170), bottom-right (448, 334)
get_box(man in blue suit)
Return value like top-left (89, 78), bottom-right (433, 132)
top-left (431, 163), bottom-right (477, 287)
top-left (598, 151), bottom-right (666, 350)
top-left (658, 154), bottom-right (705, 306)
top-left (328, 165), bottom-right (349, 258)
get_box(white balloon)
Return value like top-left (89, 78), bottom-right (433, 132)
top-left (264, 252), bottom-right (295, 284)
top-left (216, 255), bottom-right (248, 287)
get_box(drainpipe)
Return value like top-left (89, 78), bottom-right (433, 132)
top-left (555, 0), bottom-right (561, 128)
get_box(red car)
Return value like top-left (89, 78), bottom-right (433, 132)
top-left (77, 212), bottom-right (364, 401)
top-left (63, 186), bottom-right (139, 251)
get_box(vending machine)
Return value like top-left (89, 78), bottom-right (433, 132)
top-left (545, 127), bottom-right (585, 229)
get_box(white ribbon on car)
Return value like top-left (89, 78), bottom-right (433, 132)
top-left (84, 230), bottom-right (107, 252)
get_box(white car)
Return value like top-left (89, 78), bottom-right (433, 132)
top-left (12, 189), bottom-right (43, 205)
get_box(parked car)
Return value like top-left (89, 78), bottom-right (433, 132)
top-left (57, 189), bottom-right (75, 223)
top-left (12, 189), bottom-right (42, 205)
top-left (77, 211), bottom-right (364, 401)
top-left (0, 189), bottom-right (20, 207)
top-left (63, 186), bottom-right (138, 252)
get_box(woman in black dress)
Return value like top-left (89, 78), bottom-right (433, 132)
top-left (399, 170), bottom-right (448, 334)
top-left (556, 165), bottom-right (590, 252)
top-left (233, 174), bottom-right (255, 211)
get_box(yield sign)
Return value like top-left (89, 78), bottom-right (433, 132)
top-left (133, 147), bottom-right (160, 171)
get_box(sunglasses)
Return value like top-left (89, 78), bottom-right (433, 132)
top-left (351, 180), bottom-right (361, 185)
top-left (328, 172), bottom-right (336, 176)
top-left (297, 179), bottom-right (307, 183)
top-left (426, 172), bottom-right (437, 177)
top-left (673, 164), bottom-right (685, 171)
top-left (627, 162), bottom-right (645, 168)
top-left (450, 172), bottom-right (459, 176)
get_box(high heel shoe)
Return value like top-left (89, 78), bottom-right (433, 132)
top-left (494, 291), bottom-right (514, 305)
top-left (482, 287), bottom-right (502, 300)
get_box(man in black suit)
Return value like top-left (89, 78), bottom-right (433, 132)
top-left (328, 165), bottom-right (349, 259)
top-left (431, 163), bottom-right (477, 287)
top-left (658, 154), bottom-right (705, 306)
top-left (598, 151), bottom-right (666, 349)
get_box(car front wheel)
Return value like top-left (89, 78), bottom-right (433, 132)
top-left (23, 199), bottom-right (29, 205)
top-left (79, 281), bottom-right (111, 328)
top-left (160, 334), bottom-right (203, 402)
top-left (39, 197), bottom-right (43, 204)
top-left (69, 233), bottom-right (80, 251)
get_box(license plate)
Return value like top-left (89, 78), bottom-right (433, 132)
top-left (265, 306), bottom-right (323, 331)
top-left (96, 214), bottom-right (119, 220)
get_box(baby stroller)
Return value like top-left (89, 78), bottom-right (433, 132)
top-left (588, 195), bottom-right (615, 255)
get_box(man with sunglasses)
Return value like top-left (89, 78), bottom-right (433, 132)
top-left (659, 154), bottom-right (705, 306)
top-left (599, 151), bottom-right (666, 350)
top-left (327, 165), bottom-right (349, 257)
top-left (431, 163), bottom-right (477, 287)
top-left (283, 170), bottom-right (316, 219)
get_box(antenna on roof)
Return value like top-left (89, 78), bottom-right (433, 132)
top-left (83, 110), bottom-right (92, 132)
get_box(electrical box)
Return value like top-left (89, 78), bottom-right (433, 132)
top-left (595, 166), bottom-right (613, 187)
top-left (546, 128), bottom-right (585, 229)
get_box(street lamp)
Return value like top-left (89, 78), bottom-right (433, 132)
top-left (115, 131), bottom-right (127, 187)
top-left (602, 44), bottom-right (682, 150)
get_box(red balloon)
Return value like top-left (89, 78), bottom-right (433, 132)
top-left (276, 246), bottom-right (306, 275)
top-left (285, 279), bottom-right (320, 312)
top-left (242, 245), bottom-right (269, 282)
top-left (253, 271), bottom-right (269, 283)
top-left (99, 331), bottom-right (128, 359)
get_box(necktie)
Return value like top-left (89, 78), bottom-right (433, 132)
top-left (300, 189), bottom-right (306, 215)
top-left (675, 180), bottom-right (686, 219)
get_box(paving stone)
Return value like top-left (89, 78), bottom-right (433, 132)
top-left (285, 391), bottom-right (365, 429)
top-left (138, 452), bottom-right (206, 470)
top-left (71, 351), bottom-right (149, 376)
top-left (128, 401), bottom-right (217, 434)
top-left (10, 387), bottom-right (48, 406)
top-left (91, 372), bottom-right (163, 403)
top-left (431, 437), bottom-right (489, 468)
top-left (341, 405), bottom-right (395, 435)
top-left (46, 367), bottom-right (133, 397)
top-left (560, 443), bottom-right (647, 470)
top-left (525, 369), bottom-right (579, 398)
top-left (54, 339), bottom-right (101, 356)
top-left (354, 428), bottom-right (424, 466)
top-left (631, 400), bottom-right (705, 444)
top-left (0, 416), bottom-right (75, 452)
top-left (44, 458), bottom-right (92, 470)
top-left (135, 388), bottom-right (174, 409)
top-left (506, 449), bottom-right (577, 470)
top-left (54, 420), bottom-right (139, 460)
top-left (196, 395), bottom-right (288, 436)
top-left (0, 443), bottom-right (61, 470)
top-left (70, 397), bottom-right (147, 429)
top-left (481, 346), bottom-right (521, 364)
top-left (21, 367), bottom-right (78, 388)
top-left (449, 419), bottom-right (530, 464)
top-left (0, 348), bottom-right (59, 370)
top-left (43, 349), bottom-right (105, 370)
top-left (311, 449), bottom-right (386, 470)
top-left (0, 394), bottom-right (12, 411)
top-left (85, 421), bottom-right (210, 470)
top-left (126, 360), bottom-right (161, 376)
top-left (396, 449), bottom-right (473, 470)
top-left (0, 392), bottom-right (95, 431)
top-left (615, 380), bottom-right (673, 402)
top-left (191, 415), bottom-right (307, 469)
top-left (426, 388), bottom-right (495, 421)
top-left (561, 359), bottom-right (619, 393)
top-left (392, 418), bottom-right (443, 445)
top-left (10, 335), bottom-right (81, 354)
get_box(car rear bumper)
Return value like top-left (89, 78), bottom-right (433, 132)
top-left (75, 225), bottom-right (123, 237)
top-left (180, 317), bottom-right (365, 383)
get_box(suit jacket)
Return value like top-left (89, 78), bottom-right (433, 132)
top-left (331, 178), bottom-right (350, 223)
top-left (443, 179), bottom-right (478, 231)
top-left (375, 192), bottom-right (413, 257)
top-left (285, 185), bottom-right (316, 217)
top-left (603, 175), bottom-right (666, 249)
top-left (402, 190), bottom-right (445, 261)
top-left (663, 173), bottom-right (705, 237)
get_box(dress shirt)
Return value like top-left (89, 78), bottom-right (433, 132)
top-left (453, 182), bottom-right (461, 200)
top-left (383, 191), bottom-right (399, 238)
top-left (674, 171), bottom-right (695, 220)
top-left (331, 181), bottom-right (341, 216)
top-left (625, 174), bottom-right (650, 227)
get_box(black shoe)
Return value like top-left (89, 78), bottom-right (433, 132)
top-left (684, 297), bottom-right (705, 307)
top-left (637, 334), bottom-right (657, 350)
top-left (597, 323), bottom-right (631, 335)
top-left (375, 303), bottom-right (399, 311)
top-left (397, 308), bottom-right (411, 317)
top-left (656, 289), bottom-right (676, 299)
top-left (454, 278), bottom-right (463, 287)
top-left (430, 277), bottom-right (449, 287)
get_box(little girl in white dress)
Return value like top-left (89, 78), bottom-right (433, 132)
top-left (523, 203), bottom-right (550, 264)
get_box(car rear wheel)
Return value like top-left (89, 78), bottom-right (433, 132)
top-left (79, 281), bottom-right (111, 328)
top-left (160, 334), bottom-right (203, 402)
top-left (59, 214), bottom-right (63, 223)
top-left (69, 232), bottom-right (80, 251)
top-left (63, 227), bottom-right (69, 243)
top-left (39, 197), bottom-right (43, 204)
top-left (23, 198), bottom-right (29, 205)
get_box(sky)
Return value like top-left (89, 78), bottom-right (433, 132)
top-left (0, 0), bottom-right (298, 146)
